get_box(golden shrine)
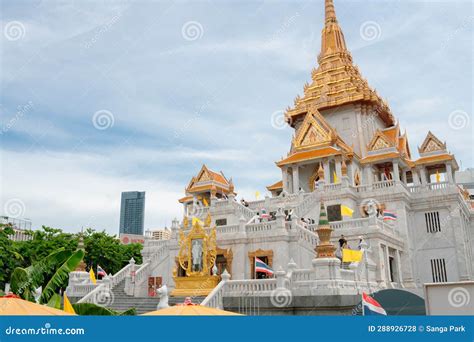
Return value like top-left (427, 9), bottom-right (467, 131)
top-left (171, 218), bottom-right (220, 296)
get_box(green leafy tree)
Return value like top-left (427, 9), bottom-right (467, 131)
top-left (0, 224), bottom-right (23, 288)
top-left (83, 228), bottom-right (142, 275)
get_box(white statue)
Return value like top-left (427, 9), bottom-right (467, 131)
top-left (157, 285), bottom-right (169, 309)
top-left (192, 240), bottom-right (203, 271)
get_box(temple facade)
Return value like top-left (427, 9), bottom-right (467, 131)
top-left (70, 0), bottom-right (473, 314)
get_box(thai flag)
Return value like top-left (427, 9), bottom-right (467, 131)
top-left (255, 257), bottom-right (274, 275)
top-left (383, 211), bottom-right (397, 221)
top-left (362, 292), bottom-right (387, 316)
top-left (97, 265), bottom-right (107, 277)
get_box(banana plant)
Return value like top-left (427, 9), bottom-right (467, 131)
top-left (10, 248), bottom-right (84, 304)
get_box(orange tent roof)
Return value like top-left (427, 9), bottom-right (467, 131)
top-left (0, 296), bottom-right (74, 316)
top-left (142, 305), bottom-right (241, 316)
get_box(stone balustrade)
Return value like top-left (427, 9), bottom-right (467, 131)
top-left (225, 279), bottom-right (277, 296)
top-left (245, 222), bottom-right (274, 233)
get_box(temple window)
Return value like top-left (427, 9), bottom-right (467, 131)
top-left (215, 218), bottom-right (227, 226)
top-left (327, 204), bottom-right (342, 221)
top-left (430, 258), bottom-right (448, 282)
top-left (425, 211), bottom-right (441, 233)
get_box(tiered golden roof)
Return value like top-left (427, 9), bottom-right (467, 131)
top-left (179, 165), bottom-right (234, 203)
top-left (285, 0), bottom-right (394, 127)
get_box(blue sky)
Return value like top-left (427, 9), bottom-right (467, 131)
top-left (1, 0), bottom-right (472, 234)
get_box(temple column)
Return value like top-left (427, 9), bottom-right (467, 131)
top-left (413, 169), bottom-right (420, 185)
top-left (396, 250), bottom-right (403, 285)
top-left (392, 161), bottom-right (400, 182)
top-left (292, 165), bottom-right (300, 193)
top-left (420, 167), bottom-right (428, 184)
top-left (335, 159), bottom-right (342, 182)
top-left (323, 160), bottom-right (331, 184)
top-left (364, 166), bottom-right (373, 186)
top-left (401, 169), bottom-right (407, 184)
top-left (445, 163), bottom-right (454, 183)
top-left (384, 245), bottom-right (391, 284)
top-left (282, 167), bottom-right (288, 192)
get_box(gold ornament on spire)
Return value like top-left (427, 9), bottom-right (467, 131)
top-left (285, 0), bottom-right (394, 127)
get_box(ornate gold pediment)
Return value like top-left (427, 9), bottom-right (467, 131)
top-left (418, 131), bottom-right (446, 154)
top-left (196, 165), bottom-right (211, 182)
top-left (368, 130), bottom-right (392, 151)
top-left (294, 110), bottom-right (334, 150)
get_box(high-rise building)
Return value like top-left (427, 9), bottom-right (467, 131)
top-left (0, 216), bottom-right (33, 241)
top-left (119, 191), bottom-right (145, 235)
top-left (145, 228), bottom-right (171, 240)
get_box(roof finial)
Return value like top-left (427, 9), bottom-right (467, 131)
top-left (325, 0), bottom-right (337, 24)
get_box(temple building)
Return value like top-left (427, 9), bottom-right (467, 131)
top-left (69, 0), bottom-right (473, 314)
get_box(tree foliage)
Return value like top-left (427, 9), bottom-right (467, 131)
top-left (1, 225), bottom-right (142, 293)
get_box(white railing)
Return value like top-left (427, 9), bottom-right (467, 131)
top-left (134, 262), bottom-right (150, 286)
top-left (145, 239), bottom-right (168, 247)
top-left (294, 191), bottom-right (321, 218)
top-left (225, 279), bottom-right (277, 296)
top-left (110, 263), bottom-right (132, 287)
top-left (77, 283), bottom-right (108, 304)
top-left (296, 223), bottom-right (319, 248)
top-left (324, 183), bottom-right (342, 191)
top-left (245, 222), bottom-right (274, 233)
top-left (330, 218), bottom-right (370, 230)
top-left (201, 279), bottom-right (227, 309)
top-left (291, 269), bottom-right (313, 282)
top-left (216, 224), bottom-right (239, 234)
top-left (231, 200), bottom-right (255, 220)
top-left (428, 181), bottom-right (449, 190)
top-left (372, 180), bottom-right (395, 190)
top-left (213, 199), bottom-right (230, 208)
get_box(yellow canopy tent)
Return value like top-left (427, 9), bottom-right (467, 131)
top-left (142, 300), bottom-right (241, 316)
top-left (0, 294), bottom-right (75, 316)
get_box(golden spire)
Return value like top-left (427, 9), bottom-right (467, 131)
top-left (284, 0), bottom-right (395, 128)
top-left (325, 0), bottom-right (337, 24)
top-left (321, 0), bottom-right (348, 59)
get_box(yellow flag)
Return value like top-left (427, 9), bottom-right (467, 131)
top-left (192, 217), bottom-right (203, 226)
top-left (342, 249), bottom-right (363, 263)
top-left (333, 171), bottom-right (338, 183)
top-left (89, 268), bottom-right (97, 285)
top-left (255, 191), bottom-right (260, 199)
top-left (341, 205), bottom-right (354, 217)
top-left (435, 170), bottom-right (441, 183)
top-left (63, 292), bottom-right (76, 314)
top-left (203, 198), bottom-right (209, 207)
